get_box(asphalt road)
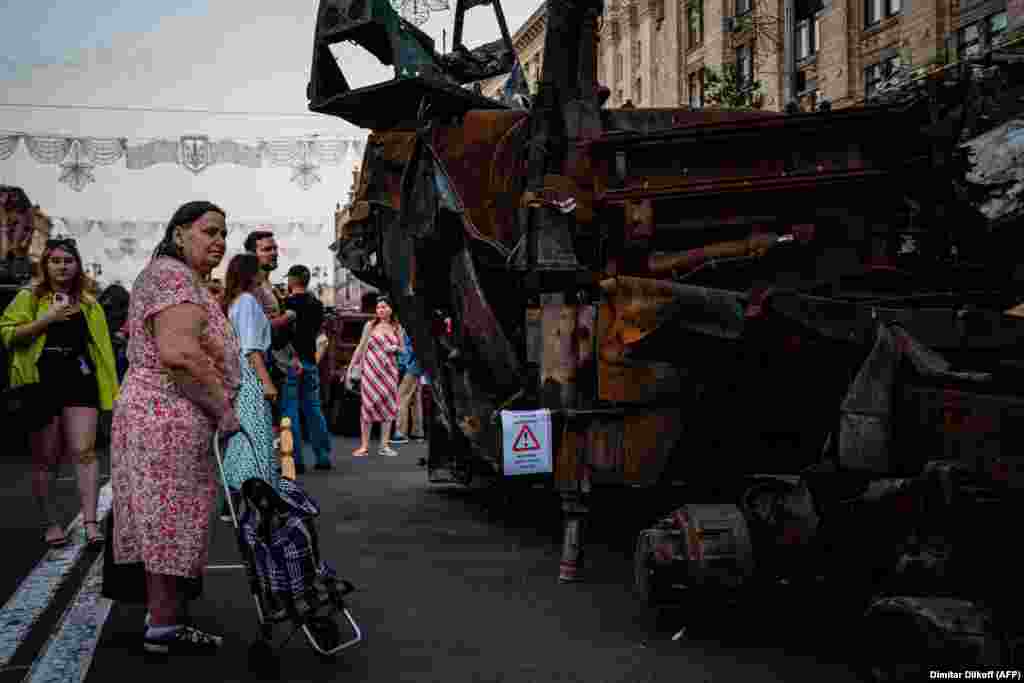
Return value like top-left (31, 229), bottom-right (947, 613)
top-left (0, 445), bottom-right (111, 608)
top-left (75, 436), bottom-right (863, 683)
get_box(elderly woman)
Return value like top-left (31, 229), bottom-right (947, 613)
top-left (110, 201), bottom-right (241, 655)
top-left (1, 237), bottom-right (119, 549)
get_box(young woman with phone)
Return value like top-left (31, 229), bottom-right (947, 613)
top-left (0, 238), bottom-right (119, 549)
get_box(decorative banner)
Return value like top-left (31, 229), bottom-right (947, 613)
top-left (58, 139), bottom-right (95, 192)
top-left (24, 136), bottom-right (71, 164)
top-left (125, 139), bottom-right (177, 169)
top-left (0, 135), bottom-right (20, 161)
top-left (50, 217), bottom-right (329, 257)
top-left (44, 215), bottom-right (334, 291)
top-left (1, 132), bottom-right (367, 192)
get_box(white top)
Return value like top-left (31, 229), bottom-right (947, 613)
top-left (229, 292), bottom-right (271, 356)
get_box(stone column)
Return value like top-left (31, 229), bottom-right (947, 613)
top-left (782, 0), bottom-right (796, 106)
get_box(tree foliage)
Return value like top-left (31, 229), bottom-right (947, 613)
top-left (703, 64), bottom-right (763, 108)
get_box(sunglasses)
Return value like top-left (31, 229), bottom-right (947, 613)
top-left (46, 238), bottom-right (77, 249)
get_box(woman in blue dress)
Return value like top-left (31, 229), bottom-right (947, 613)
top-left (219, 253), bottom-right (280, 513)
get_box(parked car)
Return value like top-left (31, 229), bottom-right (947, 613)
top-left (320, 310), bottom-right (373, 437)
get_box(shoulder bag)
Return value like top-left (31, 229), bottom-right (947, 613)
top-left (344, 322), bottom-right (373, 394)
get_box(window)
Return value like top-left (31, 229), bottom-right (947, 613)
top-left (989, 11), bottom-right (1008, 46)
top-left (651, 0), bottom-right (666, 22)
top-left (959, 12), bottom-right (1009, 61)
top-left (797, 19), bottom-right (816, 59)
top-left (959, 24), bottom-right (981, 60)
top-left (633, 40), bottom-right (642, 69)
top-left (687, 1), bottom-right (704, 48)
top-left (629, 3), bottom-right (639, 25)
top-left (615, 53), bottom-right (624, 83)
top-left (689, 70), bottom-right (704, 108)
top-left (736, 44), bottom-right (754, 88)
top-left (864, 54), bottom-right (900, 97)
top-left (611, 20), bottom-right (621, 42)
top-left (865, 0), bottom-right (899, 27)
top-left (737, 0), bottom-right (752, 15)
top-left (635, 77), bottom-right (643, 103)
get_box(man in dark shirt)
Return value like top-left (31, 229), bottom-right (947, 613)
top-left (281, 265), bottom-right (333, 470)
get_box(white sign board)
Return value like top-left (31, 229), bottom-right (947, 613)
top-left (501, 409), bottom-right (553, 476)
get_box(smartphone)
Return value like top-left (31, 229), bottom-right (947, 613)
top-left (53, 293), bottom-right (69, 306)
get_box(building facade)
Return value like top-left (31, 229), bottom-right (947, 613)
top-left (482, 0), bottom-right (1013, 112)
top-left (481, 4), bottom-right (549, 99)
top-left (333, 167), bottom-right (377, 312)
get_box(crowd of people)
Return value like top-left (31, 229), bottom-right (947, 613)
top-left (1, 189), bottom-right (431, 656)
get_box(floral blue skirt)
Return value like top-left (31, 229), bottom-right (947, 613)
top-left (222, 354), bottom-right (280, 494)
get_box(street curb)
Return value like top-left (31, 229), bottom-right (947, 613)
top-left (0, 483), bottom-right (112, 669)
top-left (23, 554), bottom-right (110, 683)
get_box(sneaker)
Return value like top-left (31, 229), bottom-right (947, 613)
top-left (143, 625), bottom-right (223, 654)
top-left (411, 435), bottom-right (426, 442)
top-left (378, 445), bottom-right (399, 457)
top-left (391, 433), bottom-right (409, 444)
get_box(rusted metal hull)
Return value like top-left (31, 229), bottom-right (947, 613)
top-left (336, 96), bottom-right (938, 490)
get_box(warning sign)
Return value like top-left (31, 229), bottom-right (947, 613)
top-left (512, 424), bottom-right (541, 452)
top-left (501, 409), bottom-right (553, 476)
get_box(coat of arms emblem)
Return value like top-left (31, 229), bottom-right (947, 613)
top-left (179, 135), bottom-right (213, 174)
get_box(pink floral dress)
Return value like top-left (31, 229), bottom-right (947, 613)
top-left (111, 257), bottom-right (241, 578)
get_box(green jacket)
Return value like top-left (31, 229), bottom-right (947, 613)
top-left (1, 289), bottom-right (120, 411)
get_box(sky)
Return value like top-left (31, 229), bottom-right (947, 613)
top-left (0, 0), bottom-right (542, 286)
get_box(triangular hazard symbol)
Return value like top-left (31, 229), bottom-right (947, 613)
top-left (512, 424), bottom-right (541, 452)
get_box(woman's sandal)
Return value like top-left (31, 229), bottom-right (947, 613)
top-left (352, 448), bottom-right (369, 457)
top-left (83, 520), bottom-right (105, 549)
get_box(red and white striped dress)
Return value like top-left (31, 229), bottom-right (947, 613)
top-left (360, 325), bottom-right (400, 423)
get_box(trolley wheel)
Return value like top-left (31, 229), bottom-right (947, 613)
top-left (307, 615), bottom-right (343, 653)
top-left (247, 639), bottom-right (278, 678)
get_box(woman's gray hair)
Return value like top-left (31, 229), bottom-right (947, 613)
top-left (151, 200), bottom-right (226, 263)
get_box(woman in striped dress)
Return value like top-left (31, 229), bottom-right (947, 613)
top-left (350, 296), bottom-right (405, 457)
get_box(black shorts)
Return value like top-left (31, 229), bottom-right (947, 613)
top-left (36, 352), bottom-right (100, 425)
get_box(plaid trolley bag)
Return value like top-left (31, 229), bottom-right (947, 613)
top-left (213, 429), bottom-right (361, 672)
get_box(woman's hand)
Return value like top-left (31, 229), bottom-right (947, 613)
top-left (262, 379), bottom-right (279, 403)
top-left (43, 301), bottom-right (74, 324)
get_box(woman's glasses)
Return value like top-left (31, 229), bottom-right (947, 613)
top-left (46, 237), bottom-right (77, 249)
